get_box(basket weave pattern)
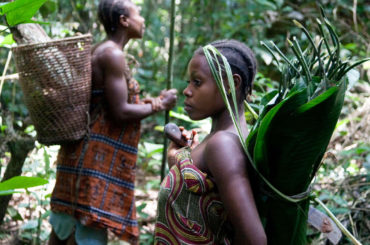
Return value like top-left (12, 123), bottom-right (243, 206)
top-left (12, 34), bottom-right (92, 145)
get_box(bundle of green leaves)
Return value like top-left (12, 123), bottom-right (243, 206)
top-left (203, 7), bottom-right (368, 245)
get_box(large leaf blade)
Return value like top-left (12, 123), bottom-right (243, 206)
top-left (253, 89), bottom-right (308, 177)
top-left (0, 0), bottom-right (47, 27)
top-left (0, 176), bottom-right (48, 192)
top-left (252, 81), bottom-right (346, 244)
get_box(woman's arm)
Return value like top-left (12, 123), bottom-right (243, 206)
top-left (99, 47), bottom-right (177, 123)
top-left (204, 132), bottom-right (267, 245)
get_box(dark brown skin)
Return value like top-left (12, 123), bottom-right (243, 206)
top-left (168, 53), bottom-right (267, 245)
top-left (91, 1), bottom-right (177, 123)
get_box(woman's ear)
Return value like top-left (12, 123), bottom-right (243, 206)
top-left (225, 74), bottom-right (242, 96)
top-left (232, 74), bottom-right (242, 90)
top-left (119, 15), bottom-right (129, 28)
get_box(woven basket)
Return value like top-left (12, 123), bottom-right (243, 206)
top-left (12, 34), bottom-right (92, 145)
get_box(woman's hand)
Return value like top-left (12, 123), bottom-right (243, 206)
top-left (167, 141), bottom-right (181, 169)
top-left (142, 97), bottom-right (162, 112)
top-left (143, 89), bottom-right (178, 112)
top-left (179, 126), bottom-right (199, 150)
top-left (160, 89), bottom-right (177, 111)
top-left (167, 127), bottom-right (199, 168)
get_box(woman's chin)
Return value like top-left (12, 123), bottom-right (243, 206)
top-left (187, 113), bottom-right (206, 121)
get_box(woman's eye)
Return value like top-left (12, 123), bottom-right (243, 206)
top-left (193, 80), bottom-right (201, 86)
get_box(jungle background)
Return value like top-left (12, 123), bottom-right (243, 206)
top-left (0, 0), bottom-right (369, 244)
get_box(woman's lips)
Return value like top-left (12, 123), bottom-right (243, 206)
top-left (184, 103), bottom-right (192, 112)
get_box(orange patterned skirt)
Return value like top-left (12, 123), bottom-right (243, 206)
top-left (51, 109), bottom-right (141, 244)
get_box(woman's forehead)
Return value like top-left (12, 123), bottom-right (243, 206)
top-left (189, 54), bottom-right (207, 66)
top-left (188, 54), bottom-right (210, 75)
top-left (117, 0), bottom-right (137, 11)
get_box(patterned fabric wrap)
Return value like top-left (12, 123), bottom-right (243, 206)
top-left (154, 148), bottom-right (233, 245)
top-left (51, 62), bottom-right (141, 244)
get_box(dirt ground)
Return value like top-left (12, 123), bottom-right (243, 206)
top-left (0, 168), bottom-right (160, 245)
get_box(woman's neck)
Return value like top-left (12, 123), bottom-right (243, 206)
top-left (211, 106), bottom-right (248, 138)
top-left (108, 32), bottom-right (130, 49)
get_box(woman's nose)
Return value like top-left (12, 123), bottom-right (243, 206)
top-left (183, 86), bottom-right (192, 97)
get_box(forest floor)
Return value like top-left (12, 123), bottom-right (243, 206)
top-left (0, 169), bottom-right (160, 245)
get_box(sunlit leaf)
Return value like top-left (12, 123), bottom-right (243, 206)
top-left (0, 34), bottom-right (14, 46)
top-left (0, 190), bottom-right (22, 196)
top-left (0, 0), bottom-right (47, 27)
top-left (0, 176), bottom-right (48, 192)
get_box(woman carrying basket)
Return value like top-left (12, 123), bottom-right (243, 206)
top-left (49, 0), bottom-right (177, 244)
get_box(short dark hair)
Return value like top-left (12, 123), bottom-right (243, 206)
top-left (196, 40), bottom-right (257, 100)
top-left (98, 0), bottom-right (131, 35)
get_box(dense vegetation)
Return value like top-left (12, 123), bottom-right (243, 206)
top-left (0, 0), bottom-right (369, 244)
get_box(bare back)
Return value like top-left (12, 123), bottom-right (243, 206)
top-left (91, 40), bottom-right (126, 90)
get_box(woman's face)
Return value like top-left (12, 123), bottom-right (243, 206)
top-left (126, 2), bottom-right (145, 38)
top-left (183, 54), bottom-right (225, 120)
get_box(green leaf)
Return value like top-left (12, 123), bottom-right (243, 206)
top-left (0, 0), bottom-right (47, 27)
top-left (0, 190), bottom-right (22, 196)
top-left (7, 206), bottom-right (23, 221)
top-left (252, 82), bottom-right (346, 244)
top-left (0, 176), bottom-right (48, 192)
top-left (169, 110), bottom-right (194, 123)
top-left (137, 203), bottom-right (149, 219)
top-left (255, 0), bottom-right (277, 10)
top-left (39, 0), bottom-right (56, 18)
top-left (43, 146), bottom-right (50, 174)
top-left (260, 89), bottom-right (278, 106)
top-left (254, 89), bottom-right (308, 176)
top-left (0, 34), bottom-right (15, 46)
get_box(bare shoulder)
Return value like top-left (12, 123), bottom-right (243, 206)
top-left (93, 42), bottom-right (126, 70)
top-left (206, 131), bottom-right (242, 154)
top-left (204, 131), bottom-right (247, 173)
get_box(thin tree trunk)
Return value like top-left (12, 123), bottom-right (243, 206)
top-left (10, 23), bottom-right (51, 44)
top-left (0, 138), bottom-right (35, 224)
top-left (0, 23), bottom-right (49, 224)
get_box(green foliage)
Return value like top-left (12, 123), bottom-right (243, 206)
top-left (251, 82), bottom-right (346, 244)
top-left (0, 0), bottom-right (368, 244)
top-left (0, 0), bottom-right (47, 26)
top-left (0, 33), bottom-right (14, 47)
top-left (0, 176), bottom-right (48, 195)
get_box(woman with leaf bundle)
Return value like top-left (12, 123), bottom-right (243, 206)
top-left (191, 8), bottom-right (369, 245)
top-left (154, 40), bottom-right (266, 245)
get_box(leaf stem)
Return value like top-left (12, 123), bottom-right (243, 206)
top-left (314, 197), bottom-right (362, 245)
top-left (0, 50), bottom-right (12, 97)
top-left (244, 101), bottom-right (258, 120)
top-left (270, 41), bottom-right (301, 74)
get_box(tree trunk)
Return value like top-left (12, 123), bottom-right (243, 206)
top-left (10, 23), bottom-right (51, 44)
top-left (0, 138), bottom-right (35, 224)
top-left (0, 23), bottom-right (49, 224)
